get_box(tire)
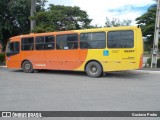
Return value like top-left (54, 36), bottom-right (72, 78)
top-left (85, 61), bottom-right (103, 78)
top-left (22, 61), bottom-right (34, 73)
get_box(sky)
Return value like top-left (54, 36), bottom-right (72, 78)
top-left (46, 0), bottom-right (156, 26)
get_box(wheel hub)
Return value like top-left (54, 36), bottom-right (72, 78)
top-left (25, 64), bottom-right (31, 70)
top-left (90, 66), bottom-right (97, 74)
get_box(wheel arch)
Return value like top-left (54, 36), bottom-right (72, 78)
top-left (84, 60), bottom-right (103, 72)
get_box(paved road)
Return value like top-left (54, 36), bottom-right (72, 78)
top-left (0, 68), bottom-right (160, 120)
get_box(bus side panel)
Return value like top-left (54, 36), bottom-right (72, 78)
top-left (102, 29), bottom-right (137, 71)
top-left (31, 51), bottom-right (47, 69)
top-left (21, 51), bottom-right (47, 70)
top-left (76, 49), bottom-right (105, 71)
top-left (46, 49), bottom-right (88, 70)
top-left (6, 54), bottom-right (21, 69)
top-left (76, 28), bottom-right (142, 72)
top-left (76, 49), bottom-right (137, 72)
top-left (20, 51), bottom-right (33, 67)
top-left (102, 62), bottom-right (137, 72)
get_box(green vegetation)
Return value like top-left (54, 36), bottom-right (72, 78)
top-left (105, 17), bottom-right (132, 27)
top-left (157, 59), bottom-right (160, 68)
top-left (0, 53), bottom-right (5, 63)
top-left (143, 51), bottom-right (151, 55)
top-left (147, 58), bottom-right (152, 67)
top-left (0, 0), bottom-right (46, 51)
top-left (136, 5), bottom-right (160, 52)
top-left (32, 4), bottom-right (92, 32)
top-left (146, 58), bottom-right (160, 68)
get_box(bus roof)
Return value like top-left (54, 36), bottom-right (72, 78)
top-left (10, 26), bottom-right (139, 40)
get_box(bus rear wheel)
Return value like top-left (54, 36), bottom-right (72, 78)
top-left (86, 61), bottom-right (103, 78)
top-left (22, 61), bottom-right (34, 73)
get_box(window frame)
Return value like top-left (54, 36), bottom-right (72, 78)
top-left (56, 34), bottom-right (78, 50)
top-left (21, 37), bottom-right (34, 51)
top-left (107, 30), bottom-right (134, 49)
top-left (35, 35), bottom-right (55, 50)
top-left (80, 31), bottom-right (106, 49)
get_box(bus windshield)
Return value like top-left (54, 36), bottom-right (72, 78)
top-left (6, 40), bottom-right (20, 56)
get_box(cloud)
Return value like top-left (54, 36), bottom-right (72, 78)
top-left (46, 0), bottom-right (74, 6)
top-left (46, 0), bottom-right (156, 26)
top-left (106, 5), bottom-right (151, 25)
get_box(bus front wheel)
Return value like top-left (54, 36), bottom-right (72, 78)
top-left (86, 61), bottom-right (103, 78)
top-left (22, 61), bottom-right (34, 73)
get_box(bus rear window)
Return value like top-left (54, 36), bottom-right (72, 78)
top-left (107, 30), bottom-right (134, 48)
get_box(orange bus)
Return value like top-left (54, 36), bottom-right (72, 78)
top-left (6, 26), bottom-right (143, 77)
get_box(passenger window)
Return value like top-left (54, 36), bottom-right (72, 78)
top-left (56, 34), bottom-right (78, 50)
top-left (80, 32), bottom-right (106, 49)
top-left (36, 36), bottom-right (54, 50)
top-left (107, 30), bottom-right (134, 48)
top-left (21, 37), bottom-right (34, 51)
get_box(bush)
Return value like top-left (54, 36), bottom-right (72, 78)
top-left (157, 58), bottom-right (160, 68)
top-left (0, 53), bottom-right (5, 63)
top-left (147, 58), bottom-right (152, 67)
top-left (147, 57), bottom-right (160, 68)
top-left (144, 51), bottom-right (150, 55)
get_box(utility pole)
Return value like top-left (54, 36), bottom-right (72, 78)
top-left (30, 0), bottom-right (36, 32)
top-left (151, 0), bottom-right (160, 68)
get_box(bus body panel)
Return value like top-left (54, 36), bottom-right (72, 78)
top-left (45, 50), bottom-right (79, 70)
top-left (75, 28), bottom-right (142, 72)
top-left (6, 55), bottom-right (21, 69)
top-left (6, 26), bottom-right (143, 73)
top-left (30, 51), bottom-right (47, 69)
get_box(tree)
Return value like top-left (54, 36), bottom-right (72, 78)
top-left (30, 0), bottom-right (47, 32)
top-left (0, 0), bottom-right (30, 50)
top-left (105, 17), bottom-right (132, 27)
top-left (136, 5), bottom-right (157, 52)
top-left (32, 4), bottom-right (92, 33)
top-left (30, 0), bottom-right (36, 32)
top-left (36, 0), bottom-right (47, 12)
top-left (0, 0), bottom-right (47, 51)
